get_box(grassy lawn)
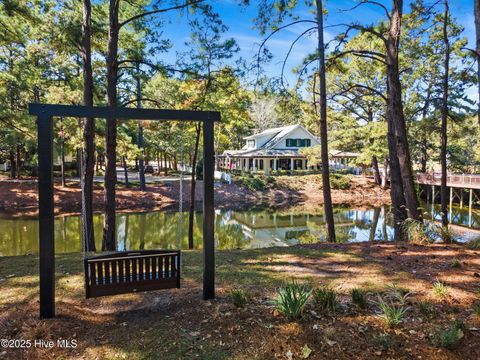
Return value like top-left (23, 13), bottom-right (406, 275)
top-left (1, 242), bottom-right (480, 359)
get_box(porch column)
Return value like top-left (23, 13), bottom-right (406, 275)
top-left (253, 158), bottom-right (256, 172)
top-left (290, 158), bottom-right (294, 171)
top-left (265, 158), bottom-right (270, 175)
top-left (274, 158), bottom-right (278, 171)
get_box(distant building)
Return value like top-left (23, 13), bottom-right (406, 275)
top-left (218, 124), bottom-right (359, 174)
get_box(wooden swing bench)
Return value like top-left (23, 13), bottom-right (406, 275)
top-left (84, 250), bottom-right (181, 298)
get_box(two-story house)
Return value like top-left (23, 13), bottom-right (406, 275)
top-left (219, 124), bottom-right (321, 174)
top-left (219, 124), bottom-right (360, 174)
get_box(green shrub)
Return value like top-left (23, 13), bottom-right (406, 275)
top-left (467, 237), bottom-right (480, 250)
top-left (230, 288), bottom-right (248, 308)
top-left (351, 288), bottom-right (368, 309)
top-left (387, 284), bottom-right (410, 305)
top-left (451, 259), bottom-right (462, 268)
top-left (376, 296), bottom-right (409, 328)
top-left (329, 174), bottom-right (351, 190)
top-left (430, 320), bottom-right (465, 349)
top-left (312, 286), bottom-right (339, 315)
top-left (275, 280), bottom-right (312, 320)
top-left (438, 226), bottom-right (457, 244)
top-left (401, 219), bottom-right (439, 244)
top-left (236, 176), bottom-right (267, 191)
top-left (473, 302), bottom-right (480, 317)
top-left (372, 333), bottom-right (392, 350)
top-left (417, 301), bottom-right (435, 318)
top-left (432, 279), bottom-right (449, 298)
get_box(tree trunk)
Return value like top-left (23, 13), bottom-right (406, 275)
top-left (102, 0), bottom-right (120, 251)
top-left (316, 0), bottom-right (336, 242)
top-left (60, 133), bottom-right (66, 187)
top-left (188, 124), bottom-right (201, 249)
top-left (139, 214), bottom-right (146, 250)
top-left (420, 86), bottom-right (432, 173)
top-left (164, 152), bottom-right (168, 176)
top-left (387, 106), bottom-right (407, 240)
top-left (381, 206), bottom-right (388, 241)
top-left (81, 0), bottom-right (96, 252)
top-left (15, 144), bottom-right (21, 178)
top-left (369, 207), bottom-right (381, 241)
top-left (475, 0), bottom-right (480, 126)
top-left (372, 155), bottom-right (381, 185)
top-left (136, 66), bottom-right (146, 191)
top-left (9, 149), bottom-right (16, 178)
top-left (156, 151), bottom-right (161, 175)
top-left (440, 0), bottom-right (450, 230)
top-left (381, 158), bottom-right (388, 189)
top-left (123, 156), bottom-right (129, 187)
top-left (76, 149), bottom-right (82, 178)
top-left (386, 0), bottom-right (421, 221)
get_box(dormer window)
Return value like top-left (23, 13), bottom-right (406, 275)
top-left (247, 140), bottom-right (255, 148)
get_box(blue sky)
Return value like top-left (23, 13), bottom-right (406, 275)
top-left (156, 0), bottom-right (477, 97)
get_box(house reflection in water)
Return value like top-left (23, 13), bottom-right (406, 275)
top-left (215, 207), bottom-right (395, 249)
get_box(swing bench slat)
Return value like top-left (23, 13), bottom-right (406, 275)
top-left (84, 250), bottom-right (181, 298)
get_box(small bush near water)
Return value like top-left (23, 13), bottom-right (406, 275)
top-left (275, 280), bottom-right (312, 320)
top-left (236, 175), bottom-right (267, 191)
top-left (329, 173), bottom-right (351, 190)
top-left (401, 219), bottom-right (439, 244)
top-left (312, 286), bottom-right (339, 315)
top-left (467, 237), bottom-right (480, 249)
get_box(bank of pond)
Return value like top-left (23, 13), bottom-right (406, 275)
top-left (1, 203), bottom-right (480, 257)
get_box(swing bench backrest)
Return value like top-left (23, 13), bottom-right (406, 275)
top-left (84, 250), bottom-right (181, 298)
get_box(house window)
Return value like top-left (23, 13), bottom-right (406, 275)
top-left (286, 138), bottom-right (311, 147)
top-left (259, 159), bottom-right (264, 170)
top-left (247, 140), bottom-right (255, 148)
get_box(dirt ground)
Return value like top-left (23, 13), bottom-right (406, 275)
top-left (1, 242), bottom-right (480, 359)
top-left (0, 175), bottom-right (390, 217)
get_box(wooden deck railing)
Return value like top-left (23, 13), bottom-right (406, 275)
top-left (416, 173), bottom-right (480, 188)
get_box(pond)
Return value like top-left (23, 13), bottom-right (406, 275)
top-left (1, 204), bottom-right (479, 256)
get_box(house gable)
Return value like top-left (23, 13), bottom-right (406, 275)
top-left (267, 125), bottom-right (320, 150)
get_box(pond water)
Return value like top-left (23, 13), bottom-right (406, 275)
top-left (1, 204), bottom-right (479, 256)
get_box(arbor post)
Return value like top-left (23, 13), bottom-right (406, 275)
top-left (203, 119), bottom-right (215, 300)
top-left (37, 114), bottom-right (55, 319)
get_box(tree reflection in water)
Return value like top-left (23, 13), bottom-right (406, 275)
top-left (2, 204), bottom-right (479, 256)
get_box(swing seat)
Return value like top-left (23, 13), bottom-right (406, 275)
top-left (84, 250), bottom-right (181, 298)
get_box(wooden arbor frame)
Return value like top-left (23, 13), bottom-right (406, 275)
top-left (29, 103), bottom-right (220, 319)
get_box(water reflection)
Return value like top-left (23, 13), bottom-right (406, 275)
top-left (1, 204), bottom-right (479, 256)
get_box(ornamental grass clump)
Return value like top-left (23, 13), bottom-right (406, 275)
top-left (430, 320), bottom-right (465, 350)
top-left (432, 279), bottom-right (449, 298)
top-left (376, 296), bottom-right (409, 329)
top-left (229, 288), bottom-right (248, 308)
top-left (351, 288), bottom-right (368, 309)
top-left (401, 219), bottom-right (438, 244)
top-left (312, 286), bottom-right (339, 315)
top-left (275, 280), bottom-right (312, 320)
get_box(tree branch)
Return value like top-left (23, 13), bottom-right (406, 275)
top-left (280, 27), bottom-right (317, 88)
top-left (341, 0), bottom-right (391, 21)
top-left (119, 0), bottom-right (205, 29)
